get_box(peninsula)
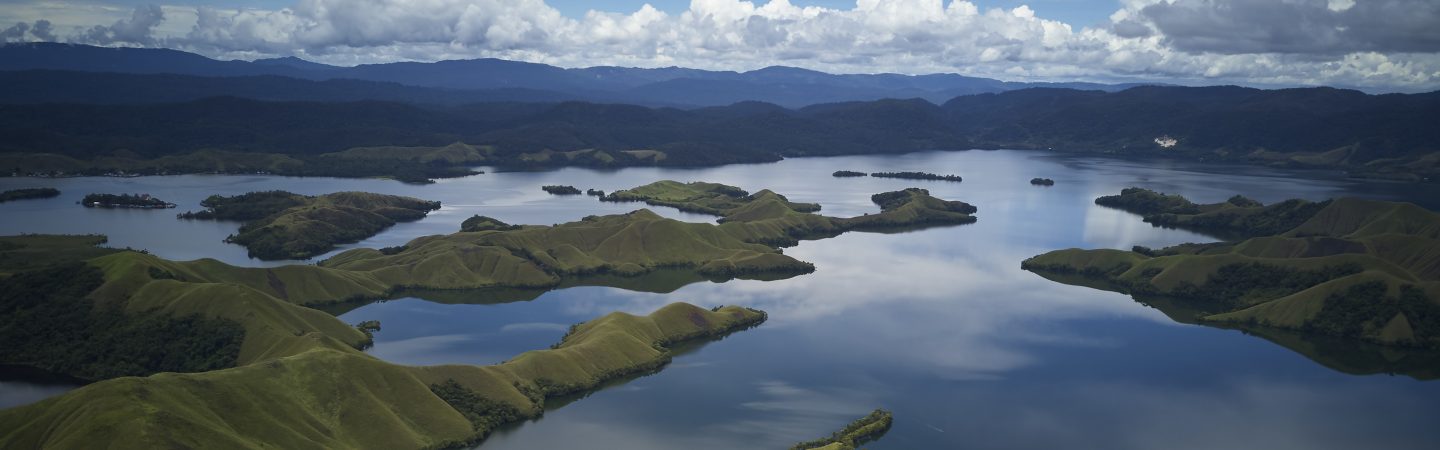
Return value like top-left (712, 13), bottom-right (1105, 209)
top-left (1024, 190), bottom-right (1440, 352)
top-left (0, 233), bottom-right (769, 449)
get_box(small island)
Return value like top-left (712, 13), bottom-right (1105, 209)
top-left (832, 170), bottom-right (867, 177)
top-left (0, 187), bottom-right (60, 203)
top-left (871, 171), bottom-right (962, 182)
top-left (178, 190), bottom-right (441, 260)
top-left (1030, 178), bottom-right (1055, 186)
top-left (541, 185), bottom-right (582, 195)
top-left (791, 409), bottom-right (894, 450)
top-left (80, 193), bottom-right (175, 209)
top-left (586, 188), bottom-right (605, 197)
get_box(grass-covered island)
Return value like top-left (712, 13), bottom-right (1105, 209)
top-left (1023, 189), bottom-right (1440, 375)
top-left (832, 170), bottom-right (867, 177)
top-left (599, 180), bottom-right (977, 246)
top-left (871, 171), bottom-right (963, 182)
top-left (0, 187), bottom-right (59, 203)
top-left (792, 409), bottom-right (894, 450)
top-left (541, 185), bottom-right (582, 195)
top-left (1030, 178), bottom-right (1055, 186)
top-left (80, 193), bottom-right (175, 209)
top-left (177, 190), bottom-right (441, 260)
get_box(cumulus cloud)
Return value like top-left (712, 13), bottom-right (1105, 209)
top-left (4, 0), bottom-right (1439, 91)
top-left (1, 19), bottom-right (54, 43)
top-left (75, 3), bottom-right (165, 45)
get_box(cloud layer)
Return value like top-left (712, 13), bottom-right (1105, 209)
top-left (2, 0), bottom-right (1438, 91)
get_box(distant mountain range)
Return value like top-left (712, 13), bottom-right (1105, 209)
top-left (0, 43), bottom-right (1152, 107)
top-left (1, 42), bottom-right (1436, 182)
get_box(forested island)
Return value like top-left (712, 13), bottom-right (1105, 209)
top-left (1030, 178), bottom-right (1055, 186)
top-left (177, 191), bottom-right (441, 260)
top-left (0, 187), bottom-right (59, 202)
top-left (871, 171), bottom-right (963, 182)
top-left (541, 185), bottom-right (582, 195)
top-left (80, 193), bottom-right (174, 209)
top-left (1024, 189), bottom-right (1440, 355)
top-left (832, 170), bottom-right (867, 177)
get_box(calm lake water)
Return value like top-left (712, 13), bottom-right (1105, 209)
top-left (3, 150), bottom-right (1440, 448)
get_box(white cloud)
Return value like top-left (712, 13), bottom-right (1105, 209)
top-left (3, 0), bottom-right (1439, 91)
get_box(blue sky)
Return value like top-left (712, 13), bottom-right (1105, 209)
top-left (2, 0), bottom-right (1437, 91)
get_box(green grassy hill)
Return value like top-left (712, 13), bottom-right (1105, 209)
top-left (0, 302), bottom-right (765, 450)
top-left (180, 191), bottom-right (442, 260)
top-left (1024, 192), bottom-right (1440, 355)
top-left (323, 209), bottom-right (816, 286)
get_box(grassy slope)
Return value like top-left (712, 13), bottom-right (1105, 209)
top-left (1024, 195), bottom-right (1440, 348)
top-left (0, 303), bottom-right (765, 450)
top-left (323, 209), bottom-right (815, 286)
top-left (85, 251), bottom-right (373, 365)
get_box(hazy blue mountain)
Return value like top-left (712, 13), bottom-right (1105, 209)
top-left (0, 42), bottom-right (1146, 107)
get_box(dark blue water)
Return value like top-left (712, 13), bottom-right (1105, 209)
top-left (4, 150), bottom-right (1439, 448)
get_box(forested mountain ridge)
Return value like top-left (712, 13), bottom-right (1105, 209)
top-left (1, 84), bottom-right (1436, 180)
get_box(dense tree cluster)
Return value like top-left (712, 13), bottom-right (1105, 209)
top-left (178, 191), bottom-right (307, 221)
top-left (871, 171), bottom-right (963, 182)
top-left (80, 193), bottom-right (173, 208)
top-left (0, 187), bottom-right (59, 203)
top-left (832, 170), bottom-right (867, 177)
top-left (541, 185), bottom-right (582, 195)
top-left (429, 379), bottom-right (526, 433)
top-left (1095, 188), bottom-right (1200, 215)
top-left (0, 263), bottom-right (245, 381)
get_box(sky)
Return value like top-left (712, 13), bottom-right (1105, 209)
top-left (1, 0), bottom-right (1438, 92)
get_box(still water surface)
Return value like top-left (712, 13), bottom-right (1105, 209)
top-left (3, 150), bottom-right (1440, 448)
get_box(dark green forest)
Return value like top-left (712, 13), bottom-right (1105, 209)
top-left (2, 85), bottom-right (1437, 179)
